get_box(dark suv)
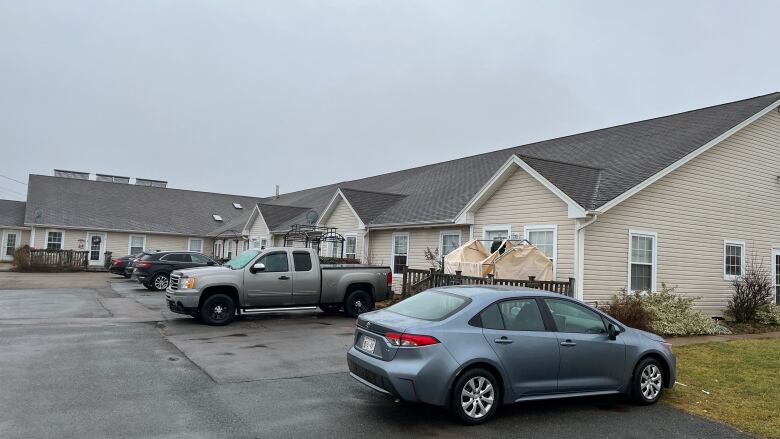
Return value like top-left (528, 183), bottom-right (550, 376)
top-left (132, 251), bottom-right (217, 291)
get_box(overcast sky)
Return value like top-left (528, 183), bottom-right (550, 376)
top-left (1, 0), bottom-right (779, 201)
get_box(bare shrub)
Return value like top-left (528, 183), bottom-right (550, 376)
top-left (727, 255), bottom-right (774, 323)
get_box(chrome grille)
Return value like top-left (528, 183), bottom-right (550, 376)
top-left (169, 274), bottom-right (180, 290)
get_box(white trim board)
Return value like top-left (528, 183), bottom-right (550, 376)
top-left (390, 232), bottom-right (409, 276)
top-left (524, 224), bottom-right (558, 279)
top-left (723, 239), bottom-right (746, 281)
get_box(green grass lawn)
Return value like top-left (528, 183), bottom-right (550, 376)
top-left (664, 339), bottom-right (780, 439)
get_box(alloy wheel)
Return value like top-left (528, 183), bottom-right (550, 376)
top-left (210, 302), bottom-right (229, 322)
top-left (640, 364), bottom-right (662, 400)
top-left (154, 275), bottom-right (169, 290)
top-left (461, 376), bottom-right (494, 419)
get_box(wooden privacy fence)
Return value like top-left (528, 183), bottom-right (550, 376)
top-left (13, 247), bottom-right (89, 272)
top-left (401, 267), bottom-right (574, 298)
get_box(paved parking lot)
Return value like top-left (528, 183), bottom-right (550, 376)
top-left (0, 272), bottom-right (754, 438)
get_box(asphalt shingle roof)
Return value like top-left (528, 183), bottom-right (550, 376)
top-left (24, 176), bottom-right (264, 236)
top-left (0, 200), bottom-right (26, 228)
top-left (20, 93), bottom-right (780, 235)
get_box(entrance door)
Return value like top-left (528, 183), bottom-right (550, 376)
top-left (773, 249), bottom-right (780, 304)
top-left (2, 231), bottom-right (20, 261)
top-left (86, 232), bottom-right (107, 266)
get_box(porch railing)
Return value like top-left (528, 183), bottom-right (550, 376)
top-left (401, 266), bottom-right (574, 298)
top-left (13, 247), bottom-right (89, 272)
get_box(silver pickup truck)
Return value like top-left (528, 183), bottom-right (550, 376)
top-left (164, 247), bottom-right (393, 325)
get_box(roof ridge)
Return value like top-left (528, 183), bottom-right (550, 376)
top-left (517, 154), bottom-right (604, 171)
top-left (258, 203), bottom-right (311, 209)
top-left (339, 187), bottom-right (407, 197)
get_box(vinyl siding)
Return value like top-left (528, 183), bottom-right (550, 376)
top-left (583, 110), bottom-right (780, 314)
top-left (247, 210), bottom-right (271, 248)
top-left (321, 197), bottom-right (363, 260)
top-left (30, 227), bottom-right (214, 257)
top-left (472, 167), bottom-right (575, 281)
top-left (368, 226), bottom-right (470, 292)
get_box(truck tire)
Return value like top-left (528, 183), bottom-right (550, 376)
top-left (199, 294), bottom-right (236, 326)
top-left (344, 290), bottom-right (372, 317)
top-left (319, 304), bottom-right (341, 314)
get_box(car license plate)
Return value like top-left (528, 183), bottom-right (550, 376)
top-left (361, 336), bottom-right (377, 353)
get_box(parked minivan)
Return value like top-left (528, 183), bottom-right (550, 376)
top-left (132, 251), bottom-right (217, 291)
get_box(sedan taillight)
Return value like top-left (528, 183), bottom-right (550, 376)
top-left (384, 332), bottom-right (439, 347)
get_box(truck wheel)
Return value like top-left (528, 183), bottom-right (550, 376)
top-left (344, 290), bottom-right (372, 317)
top-left (199, 294), bottom-right (236, 326)
top-left (319, 304), bottom-right (341, 314)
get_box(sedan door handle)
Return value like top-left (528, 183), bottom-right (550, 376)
top-left (560, 340), bottom-right (577, 347)
top-left (278, 275), bottom-right (290, 280)
top-left (494, 337), bottom-right (513, 344)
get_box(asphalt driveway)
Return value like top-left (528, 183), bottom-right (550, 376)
top-left (0, 273), bottom-right (756, 438)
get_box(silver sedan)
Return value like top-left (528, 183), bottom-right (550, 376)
top-left (347, 286), bottom-right (676, 425)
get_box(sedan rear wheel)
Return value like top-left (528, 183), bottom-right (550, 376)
top-left (450, 368), bottom-right (499, 425)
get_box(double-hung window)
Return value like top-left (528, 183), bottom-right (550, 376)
top-left (524, 225), bottom-right (557, 274)
top-left (724, 240), bottom-right (745, 280)
top-left (129, 235), bottom-right (146, 255)
top-left (188, 238), bottom-right (203, 253)
top-left (440, 232), bottom-right (461, 256)
top-left (629, 230), bottom-right (656, 292)
top-left (345, 235), bottom-right (357, 260)
top-left (46, 230), bottom-right (63, 250)
top-left (392, 234), bottom-right (409, 275)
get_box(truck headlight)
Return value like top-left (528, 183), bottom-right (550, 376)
top-left (180, 277), bottom-right (196, 289)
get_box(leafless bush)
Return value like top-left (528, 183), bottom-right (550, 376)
top-left (727, 255), bottom-right (774, 322)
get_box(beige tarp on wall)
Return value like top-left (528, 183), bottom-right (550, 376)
top-left (445, 239), bottom-right (553, 281)
top-left (443, 239), bottom-right (490, 277)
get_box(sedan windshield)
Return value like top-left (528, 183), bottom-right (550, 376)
top-left (224, 250), bottom-right (260, 270)
top-left (386, 290), bottom-right (470, 321)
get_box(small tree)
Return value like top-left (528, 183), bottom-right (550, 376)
top-left (727, 254), bottom-right (773, 322)
top-left (423, 247), bottom-right (441, 271)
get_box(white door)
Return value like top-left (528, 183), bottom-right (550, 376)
top-left (773, 249), bottom-right (780, 304)
top-left (86, 232), bottom-right (107, 266)
top-left (1, 230), bottom-right (20, 261)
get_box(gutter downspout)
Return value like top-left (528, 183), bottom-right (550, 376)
top-left (574, 214), bottom-right (599, 301)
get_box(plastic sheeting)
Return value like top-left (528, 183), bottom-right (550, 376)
top-left (444, 239), bottom-right (553, 281)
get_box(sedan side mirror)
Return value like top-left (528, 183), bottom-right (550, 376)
top-left (251, 262), bottom-right (266, 273)
top-left (608, 323), bottom-right (621, 340)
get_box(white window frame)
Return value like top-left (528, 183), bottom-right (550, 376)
top-left (627, 229), bottom-right (657, 292)
top-left (439, 230), bottom-right (462, 257)
top-left (524, 224), bottom-right (558, 278)
top-left (723, 239), bottom-right (746, 281)
top-left (188, 238), bottom-right (204, 253)
top-left (45, 229), bottom-right (65, 250)
top-left (771, 247), bottom-right (780, 305)
top-left (391, 232), bottom-right (410, 276)
top-left (482, 225), bottom-right (512, 241)
top-left (128, 235), bottom-right (146, 255)
top-left (344, 234), bottom-right (358, 260)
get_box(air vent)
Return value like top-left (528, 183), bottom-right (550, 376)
top-left (135, 178), bottom-right (168, 188)
top-left (233, 203), bottom-right (243, 209)
top-left (96, 174), bottom-right (130, 184)
top-left (54, 169), bottom-right (90, 180)
top-left (213, 214), bottom-right (223, 221)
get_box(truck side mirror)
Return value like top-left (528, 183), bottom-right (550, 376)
top-left (251, 262), bottom-right (266, 273)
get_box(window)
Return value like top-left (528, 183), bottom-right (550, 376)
top-left (724, 240), bottom-right (745, 280)
top-left (345, 235), bottom-right (357, 260)
top-left (774, 250), bottom-right (780, 304)
top-left (293, 251), bottom-right (313, 271)
top-left (629, 230), bottom-right (656, 291)
top-left (499, 299), bottom-right (546, 331)
top-left (5, 232), bottom-right (17, 256)
top-left (227, 240), bottom-right (233, 258)
top-left (260, 238), bottom-right (267, 248)
top-left (191, 254), bottom-right (213, 264)
top-left (46, 230), bottom-right (63, 250)
top-left (232, 202), bottom-right (243, 209)
top-left (543, 299), bottom-right (605, 334)
top-left (128, 235), bottom-right (145, 255)
top-left (478, 304), bottom-right (504, 330)
top-left (524, 225), bottom-right (557, 273)
top-left (188, 238), bottom-right (203, 253)
top-left (440, 231), bottom-right (461, 256)
top-left (392, 234), bottom-right (409, 274)
top-left (162, 253), bottom-right (191, 262)
top-left (483, 226), bottom-right (510, 242)
top-left (386, 290), bottom-right (470, 321)
top-left (257, 252), bottom-right (289, 272)
top-left (212, 214), bottom-right (223, 221)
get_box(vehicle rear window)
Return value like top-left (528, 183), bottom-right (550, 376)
top-left (386, 290), bottom-right (470, 321)
top-left (293, 252), bottom-right (312, 271)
